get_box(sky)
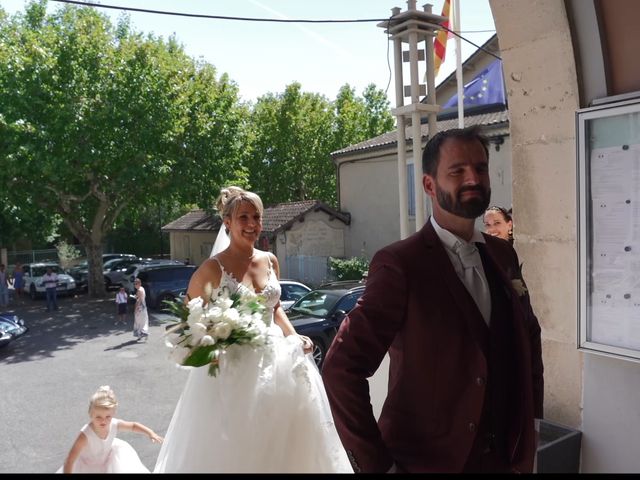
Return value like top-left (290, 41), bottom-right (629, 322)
top-left (0, 0), bottom-right (496, 104)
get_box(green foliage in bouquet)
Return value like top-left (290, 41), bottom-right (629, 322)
top-left (163, 289), bottom-right (269, 377)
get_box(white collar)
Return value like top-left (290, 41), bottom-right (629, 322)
top-left (430, 216), bottom-right (486, 254)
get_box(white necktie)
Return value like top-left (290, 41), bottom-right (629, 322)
top-left (456, 242), bottom-right (491, 325)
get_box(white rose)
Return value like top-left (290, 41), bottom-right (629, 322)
top-left (200, 335), bottom-right (216, 346)
top-left (234, 313), bottom-right (250, 328)
top-left (189, 322), bottom-right (207, 345)
top-left (187, 296), bottom-right (204, 312)
top-left (187, 298), bottom-right (204, 327)
top-left (223, 308), bottom-right (240, 324)
top-left (217, 297), bottom-right (233, 310)
top-left (213, 322), bottom-right (232, 340)
top-left (206, 306), bottom-right (223, 322)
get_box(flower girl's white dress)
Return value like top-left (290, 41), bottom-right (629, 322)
top-left (56, 418), bottom-right (149, 473)
top-left (153, 262), bottom-right (353, 473)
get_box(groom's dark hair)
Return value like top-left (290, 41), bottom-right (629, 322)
top-left (422, 126), bottom-right (489, 177)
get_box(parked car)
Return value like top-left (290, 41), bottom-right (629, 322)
top-left (22, 262), bottom-right (77, 300)
top-left (279, 280), bottom-right (312, 310)
top-left (122, 259), bottom-right (185, 294)
top-left (135, 264), bottom-right (197, 310)
top-left (175, 279), bottom-right (312, 310)
top-left (0, 313), bottom-right (28, 348)
top-left (286, 282), bottom-right (365, 367)
top-left (69, 253), bottom-right (137, 291)
top-left (103, 257), bottom-right (151, 289)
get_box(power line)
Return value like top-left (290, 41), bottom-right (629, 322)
top-left (51, 0), bottom-right (388, 23)
top-left (50, 0), bottom-right (500, 61)
top-left (443, 26), bottom-right (501, 61)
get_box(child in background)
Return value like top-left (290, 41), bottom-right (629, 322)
top-left (115, 287), bottom-right (128, 325)
top-left (59, 385), bottom-right (163, 473)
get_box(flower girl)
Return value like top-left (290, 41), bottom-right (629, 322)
top-left (58, 386), bottom-right (163, 473)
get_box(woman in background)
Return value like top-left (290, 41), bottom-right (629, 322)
top-left (483, 205), bottom-right (513, 244)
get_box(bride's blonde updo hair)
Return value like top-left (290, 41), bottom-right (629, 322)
top-left (215, 186), bottom-right (264, 220)
top-left (88, 385), bottom-right (118, 413)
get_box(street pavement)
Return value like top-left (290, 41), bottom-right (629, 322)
top-left (0, 292), bottom-right (188, 473)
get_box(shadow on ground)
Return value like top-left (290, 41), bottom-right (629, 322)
top-left (0, 293), bottom-right (174, 365)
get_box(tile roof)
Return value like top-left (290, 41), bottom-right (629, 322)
top-left (162, 201), bottom-right (350, 234)
top-left (262, 200), bottom-right (350, 235)
top-left (331, 108), bottom-right (509, 158)
top-left (162, 209), bottom-right (221, 232)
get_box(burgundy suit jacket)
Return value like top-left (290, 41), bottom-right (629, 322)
top-left (322, 220), bottom-right (544, 473)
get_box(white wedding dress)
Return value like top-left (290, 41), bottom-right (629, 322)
top-left (153, 259), bottom-right (353, 473)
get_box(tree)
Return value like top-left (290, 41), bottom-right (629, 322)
top-left (333, 84), bottom-right (367, 150)
top-left (247, 83), bottom-right (336, 206)
top-left (0, 1), bottom-right (248, 296)
top-left (246, 82), bottom-right (395, 207)
top-left (361, 83), bottom-right (395, 139)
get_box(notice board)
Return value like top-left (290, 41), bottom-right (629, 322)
top-left (577, 95), bottom-right (640, 362)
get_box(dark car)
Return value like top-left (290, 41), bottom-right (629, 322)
top-left (69, 253), bottom-right (137, 291)
top-left (279, 280), bottom-right (312, 311)
top-left (287, 282), bottom-right (365, 367)
top-left (136, 264), bottom-right (197, 310)
top-left (103, 257), bottom-right (152, 289)
top-left (122, 259), bottom-right (186, 294)
top-left (0, 313), bottom-right (28, 348)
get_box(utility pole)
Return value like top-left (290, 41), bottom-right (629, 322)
top-left (378, 1), bottom-right (445, 237)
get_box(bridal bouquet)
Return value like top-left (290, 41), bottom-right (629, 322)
top-left (163, 285), bottom-right (270, 377)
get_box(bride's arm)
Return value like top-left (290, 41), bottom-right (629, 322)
top-left (185, 258), bottom-right (222, 304)
top-left (269, 253), bottom-right (313, 354)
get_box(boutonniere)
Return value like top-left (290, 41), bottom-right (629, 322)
top-left (511, 278), bottom-right (528, 297)
top-left (508, 262), bottom-right (528, 297)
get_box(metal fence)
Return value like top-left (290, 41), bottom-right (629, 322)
top-left (284, 255), bottom-right (335, 288)
top-left (4, 247), bottom-right (87, 273)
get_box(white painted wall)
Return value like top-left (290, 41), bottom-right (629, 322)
top-left (338, 150), bottom-right (401, 259)
top-left (581, 354), bottom-right (640, 472)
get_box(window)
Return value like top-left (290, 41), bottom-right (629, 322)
top-left (335, 291), bottom-right (363, 313)
top-left (281, 284), bottom-right (310, 302)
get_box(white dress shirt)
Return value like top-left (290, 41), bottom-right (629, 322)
top-left (430, 216), bottom-right (492, 325)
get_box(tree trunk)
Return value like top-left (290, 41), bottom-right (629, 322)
top-left (85, 242), bottom-right (106, 298)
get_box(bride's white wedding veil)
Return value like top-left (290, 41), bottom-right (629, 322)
top-left (210, 223), bottom-right (230, 258)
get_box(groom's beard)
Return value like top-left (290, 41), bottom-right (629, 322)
top-left (436, 183), bottom-right (491, 219)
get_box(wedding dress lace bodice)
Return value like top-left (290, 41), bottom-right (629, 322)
top-left (213, 256), bottom-right (282, 334)
top-left (215, 256), bottom-right (281, 310)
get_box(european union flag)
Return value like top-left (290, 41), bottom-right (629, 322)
top-left (442, 59), bottom-right (506, 109)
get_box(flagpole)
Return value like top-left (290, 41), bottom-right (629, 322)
top-left (454, 0), bottom-right (464, 128)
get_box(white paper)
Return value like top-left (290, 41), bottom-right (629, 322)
top-left (589, 144), bottom-right (640, 349)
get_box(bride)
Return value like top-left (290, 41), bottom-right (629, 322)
top-left (154, 186), bottom-right (353, 473)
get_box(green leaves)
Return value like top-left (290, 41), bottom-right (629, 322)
top-left (182, 344), bottom-right (217, 368)
top-left (246, 82), bottom-right (395, 207)
top-left (162, 297), bottom-right (189, 324)
top-left (0, 2), bottom-right (248, 295)
top-left (329, 256), bottom-right (369, 281)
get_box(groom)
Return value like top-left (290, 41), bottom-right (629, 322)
top-left (322, 126), bottom-right (543, 473)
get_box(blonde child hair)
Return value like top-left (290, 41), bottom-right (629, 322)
top-left (89, 385), bottom-right (118, 412)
